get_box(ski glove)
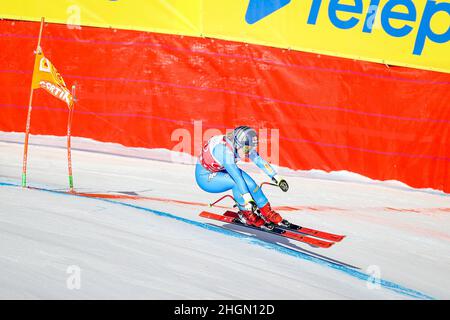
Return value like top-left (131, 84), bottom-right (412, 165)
top-left (272, 174), bottom-right (289, 192)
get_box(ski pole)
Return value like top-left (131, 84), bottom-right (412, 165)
top-left (260, 180), bottom-right (289, 192)
top-left (209, 194), bottom-right (259, 213)
top-left (210, 179), bottom-right (289, 207)
top-left (260, 181), bottom-right (278, 189)
top-left (209, 194), bottom-right (237, 207)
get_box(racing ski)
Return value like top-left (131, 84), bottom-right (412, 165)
top-left (223, 211), bottom-right (345, 242)
top-left (199, 211), bottom-right (335, 248)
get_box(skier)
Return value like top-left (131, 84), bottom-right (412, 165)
top-left (195, 126), bottom-right (289, 227)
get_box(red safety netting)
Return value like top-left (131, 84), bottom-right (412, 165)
top-left (1, 20), bottom-right (449, 192)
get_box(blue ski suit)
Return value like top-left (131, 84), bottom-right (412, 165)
top-left (195, 135), bottom-right (277, 210)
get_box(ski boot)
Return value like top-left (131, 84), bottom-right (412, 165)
top-left (259, 203), bottom-right (283, 224)
top-left (238, 210), bottom-right (265, 227)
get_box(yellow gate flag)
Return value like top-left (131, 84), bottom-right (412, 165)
top-left (32, 50), bottom-right (73, 108)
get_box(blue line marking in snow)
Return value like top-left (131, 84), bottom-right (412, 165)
top-left (0, 181), bottom-right (435, 300)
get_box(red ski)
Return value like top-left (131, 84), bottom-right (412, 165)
top-left (200, 211), bottom-right (334, 248)
top-left (223, 211), bottom-right (345, 242)
top-left (287, 225), bottom-right (345, 242)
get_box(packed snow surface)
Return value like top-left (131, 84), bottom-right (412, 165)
top-left (0, 132), bottom-right (449, 299)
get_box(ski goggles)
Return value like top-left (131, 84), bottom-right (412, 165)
top-left (237, 135), bottom-right (258, 154)
top-left (242, 145), bottom-right (253, 153)
top-left (242, 141), bottom-right (258, 153)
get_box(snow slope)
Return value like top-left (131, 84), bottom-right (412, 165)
top-left (0, 132), bottom-right (449, 299)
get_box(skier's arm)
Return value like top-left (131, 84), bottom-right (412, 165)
top-left (249, 150), bottom-right (277, 179)
top-left (249, 150), bottom-right (288, 191)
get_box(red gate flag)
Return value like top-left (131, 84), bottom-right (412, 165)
top-left (31, 49), bottom-right (73, 108)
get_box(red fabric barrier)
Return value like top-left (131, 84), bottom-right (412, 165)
top-left (0, 20), bottom-right (449, 192)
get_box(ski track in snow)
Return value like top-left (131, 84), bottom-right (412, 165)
top-left (0, 132), bottom-right (449, 299)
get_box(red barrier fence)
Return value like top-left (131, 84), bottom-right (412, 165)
top-left (1, 20), bottom-right (449, 192)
